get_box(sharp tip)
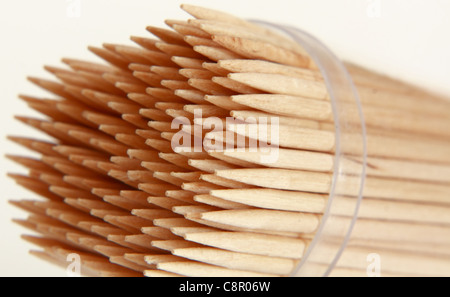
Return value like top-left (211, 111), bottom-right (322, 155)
top-left (26, 76), bottom-right (41, 84)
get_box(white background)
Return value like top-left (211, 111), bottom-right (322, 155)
top-left (0, 0), bottom-right (449, 277)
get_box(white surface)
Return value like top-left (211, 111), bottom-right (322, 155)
top-left (0, 0), bottom-right (449, 277)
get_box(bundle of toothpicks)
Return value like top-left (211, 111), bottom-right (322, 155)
top-left (7, 4), bottom-right (450, 277)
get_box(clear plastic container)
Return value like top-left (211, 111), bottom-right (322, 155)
top-left (253, 20), bottom-right (450, 277)
top-left (252, 21), bottom-right (368, 277)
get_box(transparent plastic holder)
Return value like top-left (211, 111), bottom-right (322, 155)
top-left (251, 21), bottom-right (368, 277)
